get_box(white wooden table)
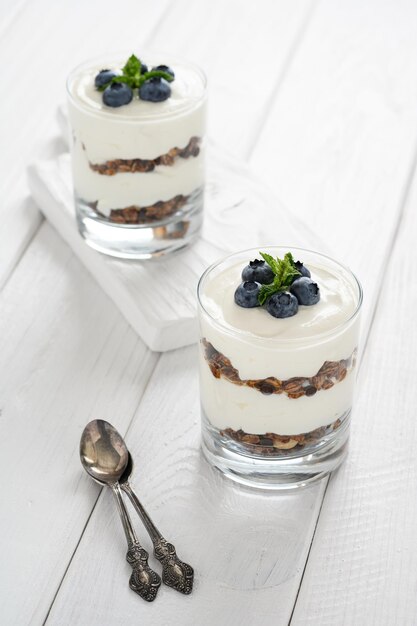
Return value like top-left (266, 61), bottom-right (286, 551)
top-left (2, 1), bottom-right (417, 624)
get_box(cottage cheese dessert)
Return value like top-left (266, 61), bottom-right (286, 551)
top-left (197, 247), bottom-right (362, 486)
top-left (67, 54), bottom-right (206, 258)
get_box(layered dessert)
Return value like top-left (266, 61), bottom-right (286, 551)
top-left (66, 53), bottom-right (206, 257)
top-left (198, 247), bottom-right (362, 461)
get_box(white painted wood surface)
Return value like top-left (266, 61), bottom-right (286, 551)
top-left (1, 0), bottom-right (417, 624)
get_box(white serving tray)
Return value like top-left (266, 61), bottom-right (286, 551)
top-left (28, 141), bottom-right (323, 352)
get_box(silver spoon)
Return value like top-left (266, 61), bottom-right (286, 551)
top-left (119, 451), bottom-right (194, 595)
top-left (79, 419), bottom-right (161, 602)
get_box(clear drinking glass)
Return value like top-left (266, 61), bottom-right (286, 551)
top-left (66, 55), bottom-right (207, 259)
top-left (197, 247), bottom-right (363, 489)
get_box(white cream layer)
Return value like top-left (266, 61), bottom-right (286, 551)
top-left (199, 257), bottom-right (360, 435)
top-left (202, 263), bottom-right (357, 342)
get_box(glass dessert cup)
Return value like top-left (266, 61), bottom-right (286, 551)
top-left (197, 247), bottom-right (363, 490)
top-left (66, 55), bottom-right (207, 259)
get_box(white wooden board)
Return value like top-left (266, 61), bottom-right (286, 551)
top-left (28, 147), bottom-right (321, 352)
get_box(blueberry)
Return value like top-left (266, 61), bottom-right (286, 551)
top-left (152, 64), bottom-right (175, 79)
top-left (102, 82), bottom-right (133, 107)
top-left (241, 259), bottom-right (274, 284)
top-left (234, 281), bottom-right (261, 308)
top-left (140, 62), bottom-right (149, 74)
top-left (290, 277), bottom-right (320, 305)
top-left (139, 77), bottom-right (171, 102)
top-left (293, 260), bottom-right (311, 278)
top-left (266, 292), bottom-right (298, 318)
top-left (94, 69), bottom-right (118, 89)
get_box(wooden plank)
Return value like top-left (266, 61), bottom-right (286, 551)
top-left (249, 0), bottom-right (417, 343)
top-left (290, 162), bottom-right (417, 626)
top-left (0, 221), bottom-right (159, 626)
top-left (0, 0), bottom-right (29, 34)
top-left (45, 344), bottom-right (327, 626)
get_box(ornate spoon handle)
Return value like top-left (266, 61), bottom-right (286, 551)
top-left (153, 536), bottom-right (194, 595)
top-left (121, 481), bottom-right (194, 594)
top-left (126, 542), bottom-right (162, 602)
top-left (111, 482), bottom-right (161, 601)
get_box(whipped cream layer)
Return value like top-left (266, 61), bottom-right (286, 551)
top-left (67, 58), bottom-right (206, 216)
top-left (203, 262), bottom-right (357, 341)
top-left (198, 252), bottom-right (361, 435)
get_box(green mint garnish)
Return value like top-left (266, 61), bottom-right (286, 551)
top-left (97, 54), bottom-right (174, 91)
top-left (123, 54), bottom-right (142, 82)
top-left (257, 251), bottom-right (300, 305)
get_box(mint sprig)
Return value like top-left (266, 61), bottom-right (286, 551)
top-left (97, 54), bottom-right (174, 91)
top-left (258, 251), bottom-right (300, 305)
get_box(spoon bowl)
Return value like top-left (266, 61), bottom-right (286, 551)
top-left (80, 419), bottom-right (128, 485)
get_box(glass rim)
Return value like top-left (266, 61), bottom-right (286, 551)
top-left (197, 245), bottom-right (363, 346)
top-left (66, 51), bottom-right (207, 122)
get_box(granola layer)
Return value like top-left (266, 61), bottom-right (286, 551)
top-left (88, 136), bottom-right (201, 175)
top-left (221, 417), bottom-right (343, 456)
top-left (202, 339), bottom-right (356, 399)
top-left (87, 194), bottom-right (188, 224)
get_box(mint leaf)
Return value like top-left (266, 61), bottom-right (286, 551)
top-left (123, 54), bottom-right (141, 79)
top-left (260, 252), bottom-right (281, 276)
top-left (258, 279), bottom-right (281, 306)
top-left (96, 75), bottom-right (130, 92)
top-left (257, 251), bottom-right (301, 305)
top-left (137, 70), bottom-right (175, 88)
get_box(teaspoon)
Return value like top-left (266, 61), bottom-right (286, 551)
top-left (79, 419), bottom-right (161, 602)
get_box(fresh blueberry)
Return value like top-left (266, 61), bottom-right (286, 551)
top-left (152, 64), bottom-right (175, 79)
top-left (102, 82), bottom-right (133, 107)
top-left (139, 77), bottom-right (171, 102)
top-left (234, 281), bottom-right (261, 308)
top-left (293, 260), bottom-right (311, 278)
top-left (266, 292), bottom-right (298, 318)
top-left (140, 62), bottom-right (149, 74)
top-left (94, 69), bottom-right (118, 89)
top-left (290, 277), bottom-right (320, 305)
top-left (241, 259), bottom-right (274, 284)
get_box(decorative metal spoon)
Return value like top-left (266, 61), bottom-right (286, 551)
top-left (79, 419), bottom-right (161, 602)
top-left (119, 451), bottom-right (194, 595)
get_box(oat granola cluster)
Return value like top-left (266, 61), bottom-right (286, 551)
top-left (89, 137), bottom-right (201, 175)
top-left (222, 418), bottom-right (342, 456)
top-left (202, 339), bottom-right (356, 399)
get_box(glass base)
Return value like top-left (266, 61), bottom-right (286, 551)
top-left (75, 191), bottom-right (203, 259)
top-left (201, 412), bottom-right (350, 490)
